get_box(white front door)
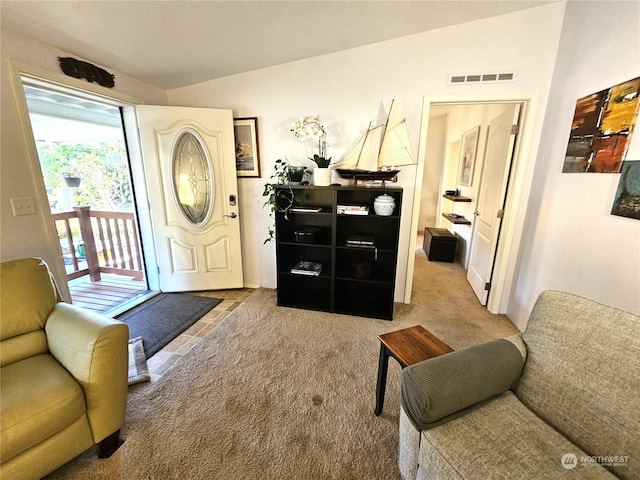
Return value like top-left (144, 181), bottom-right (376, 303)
top-left (136, 106), bottom-right (243, 292)
top-left (467, 105), bottom-right (520, 304)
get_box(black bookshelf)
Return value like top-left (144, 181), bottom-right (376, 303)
top-left (274, 185), bottom-right (402, 320)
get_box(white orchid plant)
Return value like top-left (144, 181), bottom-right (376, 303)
top-left (290, 115), bottom-right (331, 168)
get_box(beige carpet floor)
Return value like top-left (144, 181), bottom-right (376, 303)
top-left (45, 246), bottom-right (518, 479)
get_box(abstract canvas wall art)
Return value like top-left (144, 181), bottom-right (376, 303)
top-left (563, 76), bottom-right (640, 173)
top-left (611, 160), bottom-right (640, 220)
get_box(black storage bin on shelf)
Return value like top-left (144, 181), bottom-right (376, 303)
top-left (423, 227), bottom-right (457, 262)
top-left (294, 226), bottom-right (321, 244)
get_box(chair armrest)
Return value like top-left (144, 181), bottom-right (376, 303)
top-left (401, 334), bottom-right (526, 431)
top-left (45, 302), bottom-right (129, 443)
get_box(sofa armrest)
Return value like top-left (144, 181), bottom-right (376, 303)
top-left (401, 335), bottom-right (526, 431)
top-left (45, 302), bottom-right (129, 443)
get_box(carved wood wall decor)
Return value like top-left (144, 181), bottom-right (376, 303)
top-left (58, 57), bottom-right (115, 88)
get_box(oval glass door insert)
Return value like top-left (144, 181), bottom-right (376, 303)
top-left (172, 131), bottom-right (214, 225)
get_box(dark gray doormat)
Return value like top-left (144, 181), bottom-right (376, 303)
top-left (118, 293), bottom-right (222, 358)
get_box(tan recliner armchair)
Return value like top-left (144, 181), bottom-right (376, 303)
top-left (1, 258), bottom-right (129, 480)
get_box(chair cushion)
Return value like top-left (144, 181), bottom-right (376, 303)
top-left (0, 354), bottom-right (87, 462)
top-left (0, 330), bottom-right (49, 368)
top-left (0, 258), bottom-right (58, 343)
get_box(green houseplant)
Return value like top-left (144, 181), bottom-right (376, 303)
top-left (262, 158), bottom-right (306, 243)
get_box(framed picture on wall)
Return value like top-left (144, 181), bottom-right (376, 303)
top-left (233, 117), bottom-right (261, 177)
top-left (563, 76), bottom-right (640, 173)
top-left (611, 160), bottom-right (640, 220)
top-left (458, 126), bottom-right (480, 186)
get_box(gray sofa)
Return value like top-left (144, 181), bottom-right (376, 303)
top-left (399, 290), bottom-right (639, 480)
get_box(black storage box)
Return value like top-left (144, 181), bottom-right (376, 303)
top-left (351, 262), bottom-right (371, 278)
top-left (294, 226), bottom-right (321, 243)
top-left (423, 227), bottom-right (457, 262)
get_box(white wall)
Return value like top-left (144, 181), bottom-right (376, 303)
top-left (507, 1), bottom-right (640, 329)
top-left (0, 29), bottom-right (168, 292)
top-left (168, 2), bottom-right (566, 300)
top-left (419, 114), bottom-right (446, 231)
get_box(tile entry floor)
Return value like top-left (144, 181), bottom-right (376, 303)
top-left (145, 288), bottom-right (255, 382)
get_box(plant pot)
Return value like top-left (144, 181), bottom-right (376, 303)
top-left (313, 167), bottom-right (331, 186)
top-left (64, 176), bottom-right (81, 187)
top-left (286, 166), bottom-right (306, 185)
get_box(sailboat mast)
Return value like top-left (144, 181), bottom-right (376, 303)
top-left (378, 99), bottom-right (394, 169)
top-left (357, 122), bottom-right (373, 166)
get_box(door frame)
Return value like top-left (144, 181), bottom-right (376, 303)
top-left (405, 92), bottom-right (540, 314)
top-left (8, 60), bottom-right (160, 298)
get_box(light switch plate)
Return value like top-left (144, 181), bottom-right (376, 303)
top-left (10, 197), bottom-right (36, 216)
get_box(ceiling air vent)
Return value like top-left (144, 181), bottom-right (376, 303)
top-left (448, 72), bottom-right (516, 85)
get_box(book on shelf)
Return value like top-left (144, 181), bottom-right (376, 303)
top-left (291, 261), bottom-right (323, 276)
top-left (291, 206), bottom-right (322, 213)
top-left (345, 235), bottom-right (376, 248)
top-left (337, 204), bottom-right (369, 215)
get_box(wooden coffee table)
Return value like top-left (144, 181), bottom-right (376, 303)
top-left (374, 325), bottom-right (453, 415)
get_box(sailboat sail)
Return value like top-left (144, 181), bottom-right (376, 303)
top-left (337, 127), bottom-right (367, 170)
top-left (360, 125), bottom-right (384, 171)
top-left (336, 124), bottom-right (384, 171)
top-left (379, 101), bottom-right (414, 167)
top-left (335, 100), bottom-right (415, 176)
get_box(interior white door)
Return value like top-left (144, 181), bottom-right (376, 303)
top-left (467, 105), bottom-right (520, 304)
top-left (136, 105), bottom-right (243, 292)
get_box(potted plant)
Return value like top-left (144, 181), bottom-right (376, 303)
top-left (291, 115), bottom-right (332, 186)
top-left (285, 165), bottom-right (307, 184)
top-left (262, 158), bottom-right (300, 243)
top-left (61, 166), bottom-right (81, 187)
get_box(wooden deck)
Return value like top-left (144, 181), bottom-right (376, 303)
top-left (68, 273), bottom-right (151, 316)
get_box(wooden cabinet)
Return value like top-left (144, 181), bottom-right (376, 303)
top-left (274, 185), bottom-right (402, 320)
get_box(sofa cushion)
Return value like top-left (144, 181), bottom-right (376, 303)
top-left (0, 354), bottom-right (87, 462)
top-left (0, 258), bottom-right (58, 343)
top-left (516, 291), bottom-right (640, 480)
top-left (417, 392), bottom-right (617, 480)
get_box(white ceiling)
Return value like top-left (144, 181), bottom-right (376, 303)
top-left (1, 1), bottom-right (553, 90)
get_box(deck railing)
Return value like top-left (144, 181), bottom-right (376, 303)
top-left (52, 206), bottom-right (143, 282)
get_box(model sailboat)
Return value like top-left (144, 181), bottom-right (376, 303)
top-left (335, 100), bottom-right (416, 183)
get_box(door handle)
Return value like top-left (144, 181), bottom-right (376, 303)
top-left (225, 212), bottom-right (237, 219)
top-left (474, 211), bottom-right (480, 216)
